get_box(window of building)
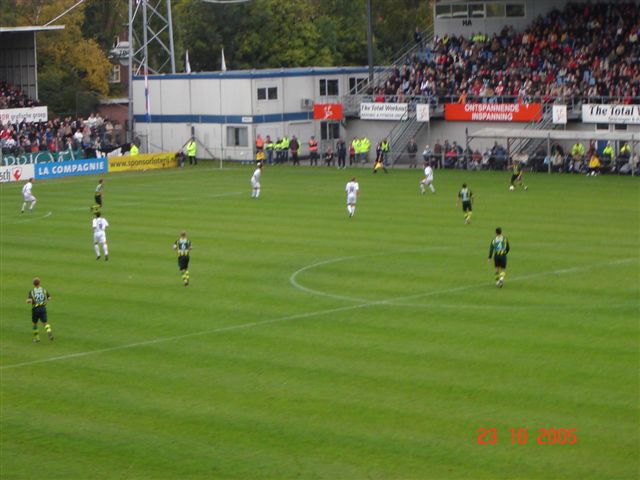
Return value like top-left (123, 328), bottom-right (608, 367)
top-left (435, 4), bottom-right (452, 18)
top-left (469, 3), bottom-right (485, 18)
top-left (451, 4), bottom-right (468, 17)
top-left (506, 3), bottom-right (525, 17)
top-left (257, 87), bottom-right (278, 101)
top-left (320, 121), bottom-right (340, 141)
top-left (486, 2), bottom-right (506, 17)
top-left (319, 78), bottom-right (339, 96)
top-left (109, 64), bottom-right (121, 84)
top-left (348, 77), bottom-right (367, 94)
top-left (227, 126), bottom-right (248, 147)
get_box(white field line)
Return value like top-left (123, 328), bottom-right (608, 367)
top-left (2, 256), bottom-right (637, 371)
top-left (3, 211), bottom-right (53, 225)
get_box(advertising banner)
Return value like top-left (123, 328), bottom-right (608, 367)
top-left (416, 104), bottom-right (430, 122)
top-left (108, 152), bottom-right (177, 172)
top-left (313, 103), bottom-right (343, 120)
top-left (581, 104), bottom-right (640, 124)
top-left (445, 103), bottom-right (542, 122)
top-left (552, 105), bottom-right (567, 124)
top-left (2, 149), bottom-right (84, 166)
top-left (34, 158), bottom-right (107, 180)
top-left (360, 102), bottom-right (408, 121)
top-left (0, 164), bottom-right (35, 183)
top-left (0, 106), bottom-right (48, 124)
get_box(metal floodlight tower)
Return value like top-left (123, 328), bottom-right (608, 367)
top-left (128, 0), bottom-right (176, 143)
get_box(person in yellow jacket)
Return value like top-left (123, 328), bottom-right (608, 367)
top-left (588, 154), bottom-right (601, 176)
top-left (602, 142), bottom-right (614, 163)
top-left (281, 136), bottom-right (290, 164)
top-left (361, 136), bottom-right (371, 164)
top-left (130, 143), bottom-right (139, 156)
top-left (186, 137), bottom-right (197, 166)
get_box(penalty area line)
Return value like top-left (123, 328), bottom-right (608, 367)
top-left (1, 256), bottom-right (637, 371)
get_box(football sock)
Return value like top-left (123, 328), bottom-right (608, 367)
top-left (103, 243), bottom-right (109, 255)
top-left (495, 272), bottom-right (500, 282)
top-left (429, 184), bottom-right (435, 193)
top-left (32, 325), bottom-right (39, 339)
top-left (420, 184), bottom-right (425, 193)
top-left (94, 244), bottom-right (100, 257)
top-left (21, 202), bottom-right (26, 212)
top-left (30, 200), bottom-right (36, 210)
top-left (44, 323), bottom-right (53, 339)
top-left (500, 272), bottom-right (506, 281)
top-left (256, 188), bottom-right (260, 198)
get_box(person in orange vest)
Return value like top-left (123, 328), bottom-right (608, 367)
top-left (308, 135), bottom-right (319, 166)
top-left (255, 134), bottom-right (264, 155)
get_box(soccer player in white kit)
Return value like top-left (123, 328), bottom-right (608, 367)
top-left (21, 177), bottom-right (37, 213)
top-left (419, 162), bottom-right (436, 194)
top-left (251, 162), bottom-right (262, 198)
top-left (345, 176), bottom-right (359, 217)
top-left (92, 212), bottom-right (109, 260)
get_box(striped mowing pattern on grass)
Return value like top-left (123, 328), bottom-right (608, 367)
top-left (1, 164), bottom-right (638, 479)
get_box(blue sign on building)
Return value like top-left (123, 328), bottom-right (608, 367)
top-left (34, 158), bottom-right (108, 179)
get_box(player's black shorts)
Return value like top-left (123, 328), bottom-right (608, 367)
top-left (494, 255), bottom-right (507, 269)
top-left (510, 174), bottom-right (519, 184)
top-left (95, 194), bottom-right (102, 206)
top-left (178, 255), bottom-right (190, 270)
top-left (462, 201), bottom-right (472, 212)
top-left (32, 306), bottom-right (48, 324)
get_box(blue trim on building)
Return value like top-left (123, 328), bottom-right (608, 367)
top-left (133, 111), bottom-right (314, 124)
top-left (133, 66), bottom-right (378, 81)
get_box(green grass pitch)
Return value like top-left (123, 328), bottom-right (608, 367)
top-left (1, 164), bottom-right (638, 479)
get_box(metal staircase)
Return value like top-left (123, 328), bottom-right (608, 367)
top-left (510, 110), bottom-right (558, 157)
top-left (387, 105), bottom-right (425, 166)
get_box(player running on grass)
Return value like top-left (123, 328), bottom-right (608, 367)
top-left (345, 176), bottom-right (359, 217)
top-left (251, 162), bottom-right (262, 198)
top-left (509, 161), bottom-right (528, 191)
top-left (21, 177), bottom-right (37, 213)
top-left (456, 183), bottom-right (474, 224)
top-left (173, 231), bottom-right (192, 286)
top-left (488, 227), bottom-right (510, 287)
top-left (419, 162), bottom-right (435, 194)
top-left (27, 277), bottom-right (53, 343)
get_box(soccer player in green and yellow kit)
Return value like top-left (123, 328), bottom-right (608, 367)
top-left (173, 231), bottom-right (192, 286)
top-left (456, 183), bottom-right (473, 224)
top-left (488, 227), bottom-right (510, 288)
top-left (509, 162), bottom-right (528, 190)
top-left (27, 277), bottom-right (53, 342)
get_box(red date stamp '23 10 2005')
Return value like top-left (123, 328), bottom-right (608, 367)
top-left (477, 428), bottom-right (577, 445)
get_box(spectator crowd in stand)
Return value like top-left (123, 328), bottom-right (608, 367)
top-left (371, 2), bottom-right (640, 104)
top-left (0, 81), bottom-right (39, 109)
top-left (1, 113), bottom-right (124, 159)
top-left (2, 81), bottom-right (125, 160)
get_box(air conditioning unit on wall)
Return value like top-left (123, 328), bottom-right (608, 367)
top-left (301, 98), bottom-right (314, 110)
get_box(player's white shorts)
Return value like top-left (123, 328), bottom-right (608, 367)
top-left (347, 193), bottom-right (357, 204)
top-left (23, 193), bottom-right (36, 202)
top-left (421, 176), bottom-right (433, 184)
top-left (251, 180), bottom-right (260, 189)
top-left (93, 232), bottom-right (107, 244)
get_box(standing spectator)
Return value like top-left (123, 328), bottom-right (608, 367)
top-left (255, 134), bottom-right (264, 155)
top-left (281, 135), bottom-right (290, 163)
top-left (336, 138), bottom-right (347, 169)
top-left (265, 135), bottom-right (274, 165)
top-left (349, 139), bottom-right (356, 166)
top-left (186, 137), bottom-right (197, 165)
top-left (308, 135), bottom-right (319, 166)
top-left (380, 138), bottom-right (390, 165)
top-left (290, 135), bottom-right (300, 166)
top-left (414, 27), bottom-right (423, 49)
top-left (407, 137), bottom-right (418, 168)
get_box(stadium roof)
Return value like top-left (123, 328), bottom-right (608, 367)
top-left (468, 128), bottom-right (640, 143)
top-left (0, 26), bottom-right (65, 33)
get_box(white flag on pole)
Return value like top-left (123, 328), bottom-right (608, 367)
top-left (185, 50), bottom-right (191, 74)
top-left (221, 48), bottom-right (227, 72)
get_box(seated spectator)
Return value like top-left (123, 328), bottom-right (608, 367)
top-left (588, 153), bottom-right (601, 176)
